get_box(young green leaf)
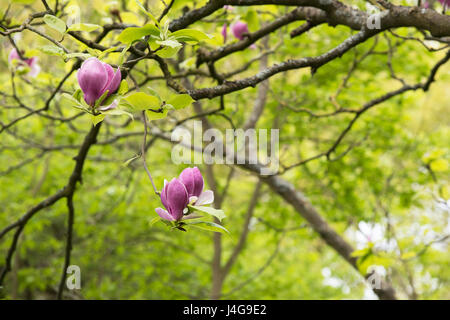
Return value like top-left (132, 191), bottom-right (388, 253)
top-left (167, 94), bottom-right (194, 110)
top-left (186, 221), bottom-right (230, 234)
top-left (117, 24), bottom-right (160, 44)
top-left (124, 92), bottom-right (160, 111)
top-left (118, 44), bottom-right (132, 66)
top-left (146, 108), bottom-right (169, 121)
top-left (61, 93), bottom-right (83, 108)
top-left (43, 14), bottom-right (66, 33)
top-left (117, 80), bottom-right (129, 95)
top-left (39, 44), bottom-right (64, 56)
top-left (155, 39), bottom-right (182, 48)
top-left (149, 216), bottom-right (162, 227)
top-left (91, 114), bottom-right (105, 126)
top-left (67, 23), bottom-right (102, 33)
top-left (123, 154), bottom-right (141, 167)
top-left (188, 205), bottom-right (226, 222)
top-left (63, 52), bottom-right (92, 61)
top-left (100, 108), bottom-right (134, 121)
top-left (170, 29), bottom-right (212, 43)
top-left (156, 46), bottom-right (181, 58)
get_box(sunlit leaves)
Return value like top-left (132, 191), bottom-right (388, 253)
top-left (39, 44), bottom-right (64, 56)
top-left (187, 205), bottom-right (226, 222)
top-left (166, 94), bottom-right (195, 110)
top-left (123, 92), bottom-right (160, 111)
top-left (43, 14), bottom-right (66, 34)
top-left (117, 24), bottom-right (160, 44)
top-left (67, 23), bottom-right (102, 33)
top-left (169, 29), bottom-right (212, 43)
top-left (91, 114), bottom-right (105, 126)
top-left (185, 221), bottom-right (230, 235)
top-left (146, 108), bottom-right (169, 120)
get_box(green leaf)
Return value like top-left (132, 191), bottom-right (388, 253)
top-left (351, 248), bottom-right (370, 258)
top-left (61, 93), bottom-right (85, 110)
top-left (100, 108), bottom-right (134, 121)
top-left (67, 23), bottom-right (102, 33)
top-left (94, 90), bottom-right (110, 108)
top-left (123, 154), bottom-right (140, 167)
top-left (117, 24), bottom-right (160, 44)
top-left (155, 45), bottom-right (181, 58)
top-left (63, 52), bottom-right (92, 60)
top-left (155, 39), bottom-right (182, 48)
top-left (401, 252), bottom-right (416, 260)
top-left (146, 87), bottom-right (162, 102)
top-left (167, 94), bottom-right (194, 110)
top-left (170, 29), bottom-right (212, 43)
top-left (430, 159), bottom-right (448, 172)
top-left (39, 44), bottom-right (64, 56)
top-left (188, 205), bottom-right (226, 222)
top-left (245, 10), bottom-right (260, 31)
top-left (149, 216), bottom-right (162, 227)
top-left (43, 14), bottom-right (66, 34)
top-left (124, 92), bottom-right (160, 111)
top-left (422, 149), bottom-right (445, 164)
top-left (72, 89), bottom-right (84, 104)
top-left (118, 80), bottom-right (129, 95)
top-left (91, 114), bottom-right (105, 126)
top-left (146, 108), bottom-right (169, 121)
top-left (118, 44), bottom-right (132, 65)
top-left (186, 221), bottom-right (230, 234)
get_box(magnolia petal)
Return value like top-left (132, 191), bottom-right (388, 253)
top-left (189, 196), bottom-right (198, 204)
top-left (102, 64), bottom-right (121, 96)
top-left (179, 167), bottom-right (204, 198)
top-left (77, 57), bottom-right (109, 106)
top-left (99, 99), bottom-right (118, 111)
top-left (8, 48), bottom-right (20, 63)
top-left (28, 62), bottom-right (41, 78)
top-left (231, 21), bottom-right (249, 41)
top-left (166, 178), bottom-right (189, 221)
top-left (155, 208), bottom-right (175, 221)
top-left (160, 179), bottom-right (169, 211)
top-left (221, 23), bottom-right (227, 43)
top-left (195, 190), bottom-right (214, 206)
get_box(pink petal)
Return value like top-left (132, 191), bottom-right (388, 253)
top-left (221, 23), bottom-right (228, 43)
top-left (231, 21), bottom-right (249, 41)
top-left (179, 167), bottom-right (204, 198)
top-left (98, 99), bottom-right (118, 111)
top-left (160, 179), bottom-right (170, 210)
top-left (77, 58), bottom-right (109, 106)
top-left (28, 62), bottom-right (41, 78)
top-left (166, 178), bottom-right (188, 221)
top-left (155, 208), bottom-right (175, 221)
top-left (195, 190), bottom-right (214, 206)
top-left (8, 48), bottom-right (20, 63)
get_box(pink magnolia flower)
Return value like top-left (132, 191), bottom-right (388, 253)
top-left (231, 21), bottom-right (250, 41)
top-left (221, 23), bottom-right (228, 43)
top-left (8, 48), bottom-right (40, 77)
top-left (231, 21), bottom-right (257, 49)
top-left (77, 57), bottom-right (121, 106)
top-left (438, 0), bottom-right (449, 6)
top-left (179, 167), bottom-right (214, 206)
top-left (155, 178), bottom-right (189, 221)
